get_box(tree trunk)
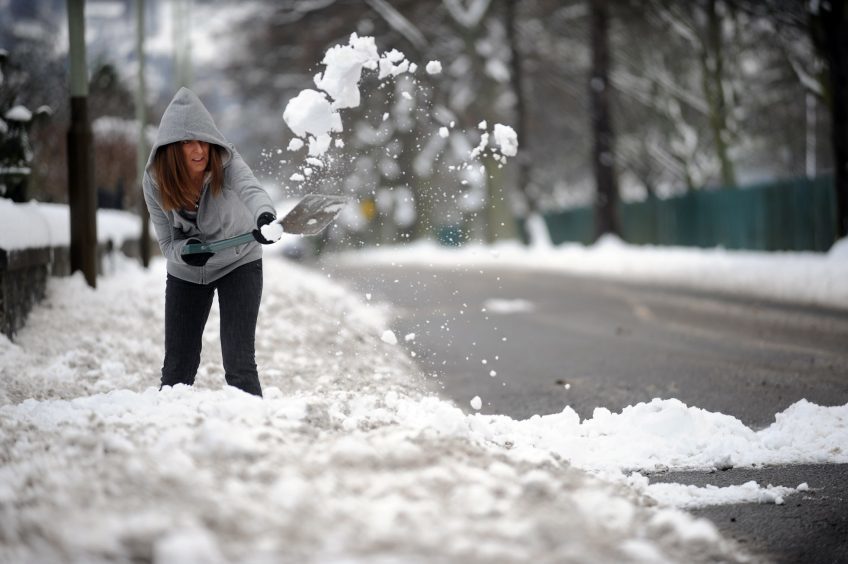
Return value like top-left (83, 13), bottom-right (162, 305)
top-left (810, 1), bottom-right (848, 240)
top-left (505, 0), bottom-right (533, 243)
top-left (484, 155), bottom-right (515, 244)
top-left (590, 0), bottom-right (620, 240)
top-left (701, 0), bottom-right (736, 188)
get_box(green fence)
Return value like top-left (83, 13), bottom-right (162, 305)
top-left (542, 175), bottom-right (837, 252)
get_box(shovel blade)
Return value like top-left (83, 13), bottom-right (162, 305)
top-left (280, 193), bottom-right (349, 236)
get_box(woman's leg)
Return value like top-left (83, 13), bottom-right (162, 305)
top-left (216, 259), bottom-right (263, 396)
top-left (161, 273), bottom-right (215, 389)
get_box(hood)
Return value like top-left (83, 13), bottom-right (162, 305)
top-left (145, 87), bottom-right (233, 174)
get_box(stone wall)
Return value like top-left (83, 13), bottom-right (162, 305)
top-left (0, 240), bottom-right (143, 341)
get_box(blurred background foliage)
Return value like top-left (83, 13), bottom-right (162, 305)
top-left (0, 0), bottom-right (837, 248)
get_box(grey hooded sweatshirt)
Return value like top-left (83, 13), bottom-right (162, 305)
top-left (143, 88), bottom-right (276, 284)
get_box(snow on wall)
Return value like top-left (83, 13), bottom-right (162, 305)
top-left (0, 199), bottom-right (142, 250)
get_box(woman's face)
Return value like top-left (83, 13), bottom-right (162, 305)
top-left (181, 140), bottom-right (209, 178)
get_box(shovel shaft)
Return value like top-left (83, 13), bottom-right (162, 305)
top-left (180, 193), bottom-right (349, 255)
top-left (182, 232), bottom-right (256, 255)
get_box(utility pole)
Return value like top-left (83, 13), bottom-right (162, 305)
top-left (67, 0), bottom-right (97, 288)
top-left (136, 0), bottom-right (151, 267)
top-left (590, 0), bottom-right (620, 240)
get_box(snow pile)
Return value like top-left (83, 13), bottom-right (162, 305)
top-left (0, 200), bottom-right (142, 250)
top-left (0, 256), bottom-right (753, 563)
top-left (330, 394), bottom-right (846, 510)
top-left (0, 258), bottom-right (416, 404)
top-left (339, 236), bottom-right (848, 310)
top-left (0, 386), bottom-right (744, 564)
top-left (450, 396), bottom-right (848, 474)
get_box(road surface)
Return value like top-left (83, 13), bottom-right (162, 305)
top-left (325, 261), bottom-right (848, 563)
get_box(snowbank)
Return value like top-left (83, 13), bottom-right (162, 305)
top-left (0, 256), bottom-right (759, 563)
top-left (0, 199), bottom-right (142, 250)
top-left (338, 235), bottom-right (848, 310)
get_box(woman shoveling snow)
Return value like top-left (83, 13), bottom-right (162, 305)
top-left (142, 87), bottom-right (282, 397)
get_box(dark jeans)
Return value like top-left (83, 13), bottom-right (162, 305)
top-left (161, 259), bottom-right (263, 396)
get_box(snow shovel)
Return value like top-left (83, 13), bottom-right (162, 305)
top-left (182, 193), bottom-right (349, 255)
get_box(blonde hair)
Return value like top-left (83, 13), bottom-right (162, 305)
top-left (152, 142), bottom-right (224, 211)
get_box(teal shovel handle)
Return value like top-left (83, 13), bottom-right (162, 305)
top-left (181, 232), bottom-right (256, 255)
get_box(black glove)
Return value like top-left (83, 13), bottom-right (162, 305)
top-left (182, 239), bottom-right (214, 266)
top-left (252, 212), bottom-right (277, 244)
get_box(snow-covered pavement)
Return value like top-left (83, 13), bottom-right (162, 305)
top-left (1, 255), bottom-right (846, 562)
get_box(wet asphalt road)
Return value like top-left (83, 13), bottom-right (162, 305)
top-left (324, 261), bottom-right (848, 563)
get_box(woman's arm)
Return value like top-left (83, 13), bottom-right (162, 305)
top-left (226, 148), bottom-right (277, 222)
top-left (142, 171), bottom-right (194, 263)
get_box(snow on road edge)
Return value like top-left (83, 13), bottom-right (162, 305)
top-left (337, 235), bottom-right (848, 310)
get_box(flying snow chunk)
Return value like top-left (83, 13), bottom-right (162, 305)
top-left (401, 92), bottom-right (412, 101)
top-left (283, 89), bottom-right (342, 139)
top-left (309, 134), bottom-right (333, 157)
top-left (314, 33), bottom-right (379, 109)
top-left (426, 60), bottom-right (443, 75)
top-left (290, 173), bottom-right (305, 182)
top-left (493, 123), bottom-right (519, 157)
top-left (378, 51), bottom-right (410, 80)
top-left (287, 138), bottom-right (304, 152)
top-left (470, 396), bottom-right (482, 410)
top-left (404, 333), bottom-right (415, 342)
top-left (391, 60), bottom-right (410, 76)
top-left (260, 222), bottom-right (283, 243)
top-left (385, 49), bottom-right (405, 63)
top-left (335, 138), bottom-right (345, 148)
top-left (381, 330), bottom-right (398, 345)
top-left (478, 120), bottom-right (487, 130)
top-left (438, 127), bottom-right (449, 138)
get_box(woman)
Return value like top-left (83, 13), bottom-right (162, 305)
top-left (143, 87), bottom-right (278, 396)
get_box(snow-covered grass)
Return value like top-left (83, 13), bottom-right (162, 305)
top-left (338, 232), bottom-right (848, 310)
top-left (1, 254), bottom-right (843, 562)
